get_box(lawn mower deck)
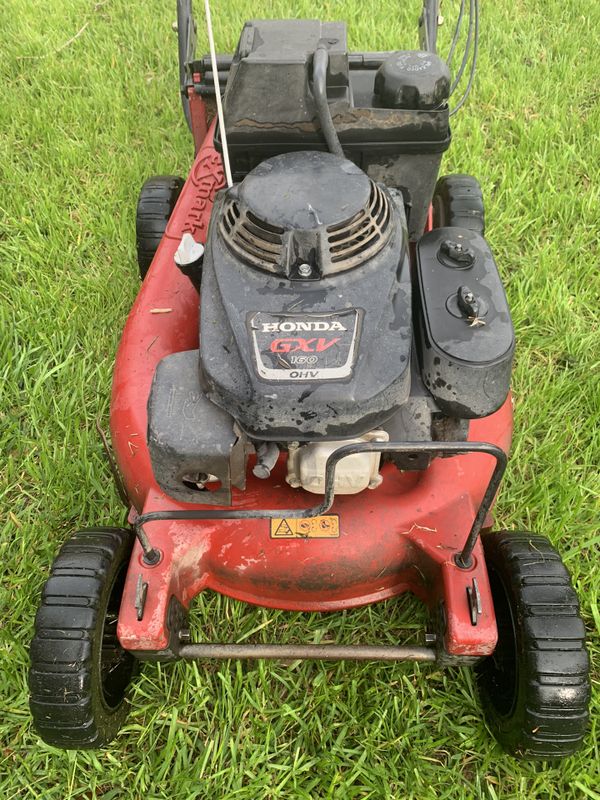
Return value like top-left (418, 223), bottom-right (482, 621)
top-left (113, 125), bottom-right (510, 660)
top-left (29, 1), bottom-right (590, 759)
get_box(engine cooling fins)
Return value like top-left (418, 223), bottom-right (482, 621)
top-left (218, 151), bottom-right (394, 277)
top-left (326, 181), bottom-right (391, 268)
top-left (219, 200), bottom-right (284, 271)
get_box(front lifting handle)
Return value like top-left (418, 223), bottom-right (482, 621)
top-left (134, 440), bottom-right (507, 570)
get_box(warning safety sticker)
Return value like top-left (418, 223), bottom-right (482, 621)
top-left (270, 516), bottom-right (340, 539)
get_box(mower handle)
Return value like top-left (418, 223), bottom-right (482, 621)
top-left (134, 440), bottom-right (506, 570)
top-left (419, 0), bottom-right (442, 53)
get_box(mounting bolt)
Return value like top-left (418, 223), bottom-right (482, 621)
top-left (298, 263), bottom-right (312, 278)
top-left (425, 632), bottom-right (437, 645)
top-left (454, 552), bottom-right (473, 570)
top-left (179, 628), bottom-right (191, 644)
top-left (253, 441), bottom-right (280, 480)
top-left (142, 547), bottom-right (161, 567)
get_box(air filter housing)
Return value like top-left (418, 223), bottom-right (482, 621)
top-left (218, 151), bottom-right (393, 278)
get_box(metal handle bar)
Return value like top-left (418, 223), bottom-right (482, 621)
top-left (134, 440), bottom-right (506, 570)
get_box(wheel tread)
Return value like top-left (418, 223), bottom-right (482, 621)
top-left (136, 175), bottom-right (184, 278)
top-left (432, 175), bottom-right (485, 233)
top-left (29, 527), bottom-right (135, 749)
top-left (476, 530), bottom-right (590, 759)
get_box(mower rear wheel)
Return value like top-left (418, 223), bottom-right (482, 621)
top-left (476, 531), bottom-right (590, 759)
top-left (136, 175), bottom-right (185, 279)
top-left (29, 528), bottom-right (137, 749)
top-left (432, 174), bottom-right (485, 233)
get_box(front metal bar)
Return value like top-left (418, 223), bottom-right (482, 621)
top-left (134, 441), bottom-right (506, 568)
top-left (179, 643), bottom-right (436, 662)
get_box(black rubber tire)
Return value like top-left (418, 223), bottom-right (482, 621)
top-left (29, 528), bottom-right (138, 749)
top-left (432, 174), bottom-right (485, 234)
top-left (136, 175), bottom-right (185, 280)
top-left (476, 531), bottom-right (590, 759)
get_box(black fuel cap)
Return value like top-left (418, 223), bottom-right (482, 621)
top-left (375, 50), bottom-right (450, 110)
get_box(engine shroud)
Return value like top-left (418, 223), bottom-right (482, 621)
top-left (218, 151), bottom-right (393, 277)
top-left (199, 151), bottom-right (412, 441)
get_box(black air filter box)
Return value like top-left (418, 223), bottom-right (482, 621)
top-left (148, 350), bottom-right (247, 504)
top-left (415, 228), bottom-right (514, 418)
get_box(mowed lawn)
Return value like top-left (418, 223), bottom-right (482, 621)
top-left (1, 0), bottom-right (598, 797)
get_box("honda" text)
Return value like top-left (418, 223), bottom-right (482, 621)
top-left (262, 321), bottom-right (347, 333)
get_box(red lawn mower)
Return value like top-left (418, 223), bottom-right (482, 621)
top-left (29, 0), bottom-right (590, 757)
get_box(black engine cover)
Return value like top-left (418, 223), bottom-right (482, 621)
top-left (199, 152), bottom-right (412, 441)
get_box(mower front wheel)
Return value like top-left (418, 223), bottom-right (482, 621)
top-left (476, 531), bottom-right (590, 759)
top-left (29, 528), bottom-right (138, 749)
top-left (136, 175), bottom-right (185, 280)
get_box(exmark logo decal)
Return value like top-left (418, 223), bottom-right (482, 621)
top-left (248, 310), bottom-right (360, 381)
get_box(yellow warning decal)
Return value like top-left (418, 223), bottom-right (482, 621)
top-left (270, 515), bottom-right (340, 539)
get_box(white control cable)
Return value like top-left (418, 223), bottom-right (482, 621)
top-left (203, 0), bottom-right (233, 187)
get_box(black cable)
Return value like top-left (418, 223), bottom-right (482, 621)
top-left (447, 0), bottom-right (466, 68)
top-left (450, 0), bottom-right (474, 96)
top-left (450, 0), bottom-right (479, 116)
top-left (312, 43), bottom-right (344, 158)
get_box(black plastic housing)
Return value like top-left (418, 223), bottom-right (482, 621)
top-left (214, 19), bottom-right (451, 238)
top-left (148, 350), bottom-right (246, 505)
top-left (199, 175), bottom-right (413, 442)
top-left (415, 227), bottom-right (515, 418)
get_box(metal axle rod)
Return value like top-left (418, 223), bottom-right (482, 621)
top-left (178, 643), bottom-right (437, 662)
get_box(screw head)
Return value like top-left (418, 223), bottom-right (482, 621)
top-left (298, 263), bottom-right (312, 277)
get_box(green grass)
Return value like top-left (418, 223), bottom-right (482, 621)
top-left (1, 0), bottom-right (599, 796)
